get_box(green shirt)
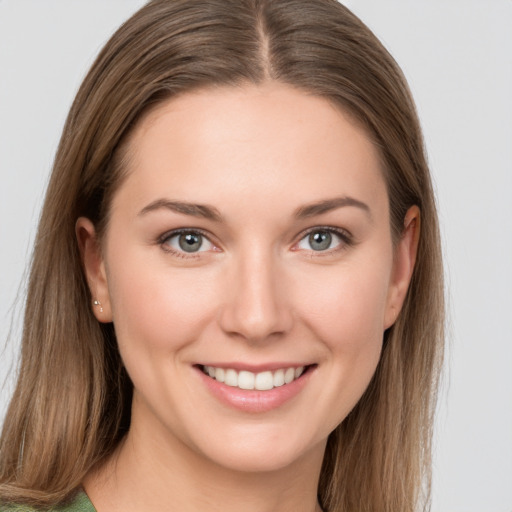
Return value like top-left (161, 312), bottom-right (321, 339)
top-left (0, 491), bottom-right (95, 512)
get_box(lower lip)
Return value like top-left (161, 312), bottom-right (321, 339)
top-left (195, 366), bottom-right (314, 413)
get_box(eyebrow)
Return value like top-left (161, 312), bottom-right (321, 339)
top-left (138, 199), bottom-right (223, 222)
top-left (294, 196), bottom-right (372, 220)
top-left (138, 196), bottom-right (371, 223)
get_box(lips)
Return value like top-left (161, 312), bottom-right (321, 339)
top-left (197, 363), bottom-right (314, 413)
top-left (202, 365), bottom-right (305, 391)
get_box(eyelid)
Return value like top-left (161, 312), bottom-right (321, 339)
top-left (292, 226), bottom-right (354, 253)
top-left (156, 225), bottom-right (354, 257)
top-left (158, 228), bottom-right (219, 256)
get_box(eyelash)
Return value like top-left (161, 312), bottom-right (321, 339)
top-left (295, 226), bottom-right (354, 256)
top-left (158, 228), bottom-right (215, 259)
top-left (157, 226), bottom-right (354, 259)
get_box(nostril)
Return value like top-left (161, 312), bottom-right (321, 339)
top-left (216, 259), bottom-right (293, 341)
top-left (217, 297), bottom-right (293, 343)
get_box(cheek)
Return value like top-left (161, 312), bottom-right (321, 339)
top-left (105, 250), bottom-right (219, 356)
top-left (294, 257), bottom-right (392, 354)
top-left (267, 255), bottom-right (394, 437)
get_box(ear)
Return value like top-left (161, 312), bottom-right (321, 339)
top-left (384, 205), bottom-right (420, 329)
top-left (76, 217), bottom-right (113, 322)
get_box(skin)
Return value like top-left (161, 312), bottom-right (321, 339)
top-left (77, 82), bottom-right (419, 512)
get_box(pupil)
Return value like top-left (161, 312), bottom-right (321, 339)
top-left (179, 233), bottom-right (202, 252)
top-left (309, 231), bottom-right (331, 251)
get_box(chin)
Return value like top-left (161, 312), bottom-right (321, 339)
top-left (188, 425), bottom-right (327, 475)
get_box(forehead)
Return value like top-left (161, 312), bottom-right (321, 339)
top-left (115, 82), bottom-right (387, 217)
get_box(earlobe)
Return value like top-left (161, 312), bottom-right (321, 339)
top-left (384, 205), bottom-right (420, 329)
top-left (75, 217), bottom-right (113, 322)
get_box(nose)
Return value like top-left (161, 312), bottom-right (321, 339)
top-left (218, 247), bottom-right (293, 343)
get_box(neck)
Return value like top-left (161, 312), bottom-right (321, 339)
top-left (84, 413), bottom-right (326, 512)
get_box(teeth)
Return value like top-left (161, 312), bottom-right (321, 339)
top-left (284, 367), bottom-right (295, 384)
top-left (255, 371), bottom-right (273, 391)
top-left (224, 369), bottom-right (238, 387)
top-left (238, 371), bottom-right (255, 390)
top-left (273, 369), bottom-right (285, 387)
top-left (214, 367), bottom-right (225, 383)
top-left (203, 365), bottom-right (306, 391)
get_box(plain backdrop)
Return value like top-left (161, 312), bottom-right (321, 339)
top-left (1, 1), bottom-right (511, 511)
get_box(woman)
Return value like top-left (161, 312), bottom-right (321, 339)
top-left (0, 1), bottom-right (444, 511)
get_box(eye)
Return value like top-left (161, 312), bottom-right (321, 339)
top-left (296, 228), bottom-right (349, 252)
top-left (161, 230), bottom-right (215, 254)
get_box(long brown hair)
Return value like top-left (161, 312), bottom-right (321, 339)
top-left (0, 1), bottom-right (444, 511)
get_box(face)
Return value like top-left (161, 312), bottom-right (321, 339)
top-left (79, 82), bottom-right (418, 474)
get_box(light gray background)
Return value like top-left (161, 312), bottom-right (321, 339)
top-left (1, 1), bottom-right (511, 511)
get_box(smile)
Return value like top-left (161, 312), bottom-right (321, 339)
top-left (201, 365), bottom-right (306, 391)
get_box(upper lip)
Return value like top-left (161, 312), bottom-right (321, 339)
top-left (196, 362), bottom-right (314, 372)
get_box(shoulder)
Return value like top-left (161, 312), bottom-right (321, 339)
top-left (0, 491), bottom-right (96, 512)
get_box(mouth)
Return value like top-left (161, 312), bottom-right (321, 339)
top-left (195, 363), bottom-right (316, 413)
top-left (199, 364), bottom-right (313, 391)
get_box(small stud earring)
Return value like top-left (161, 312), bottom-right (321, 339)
top-left (93, 299), bottom-right (104, 313)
